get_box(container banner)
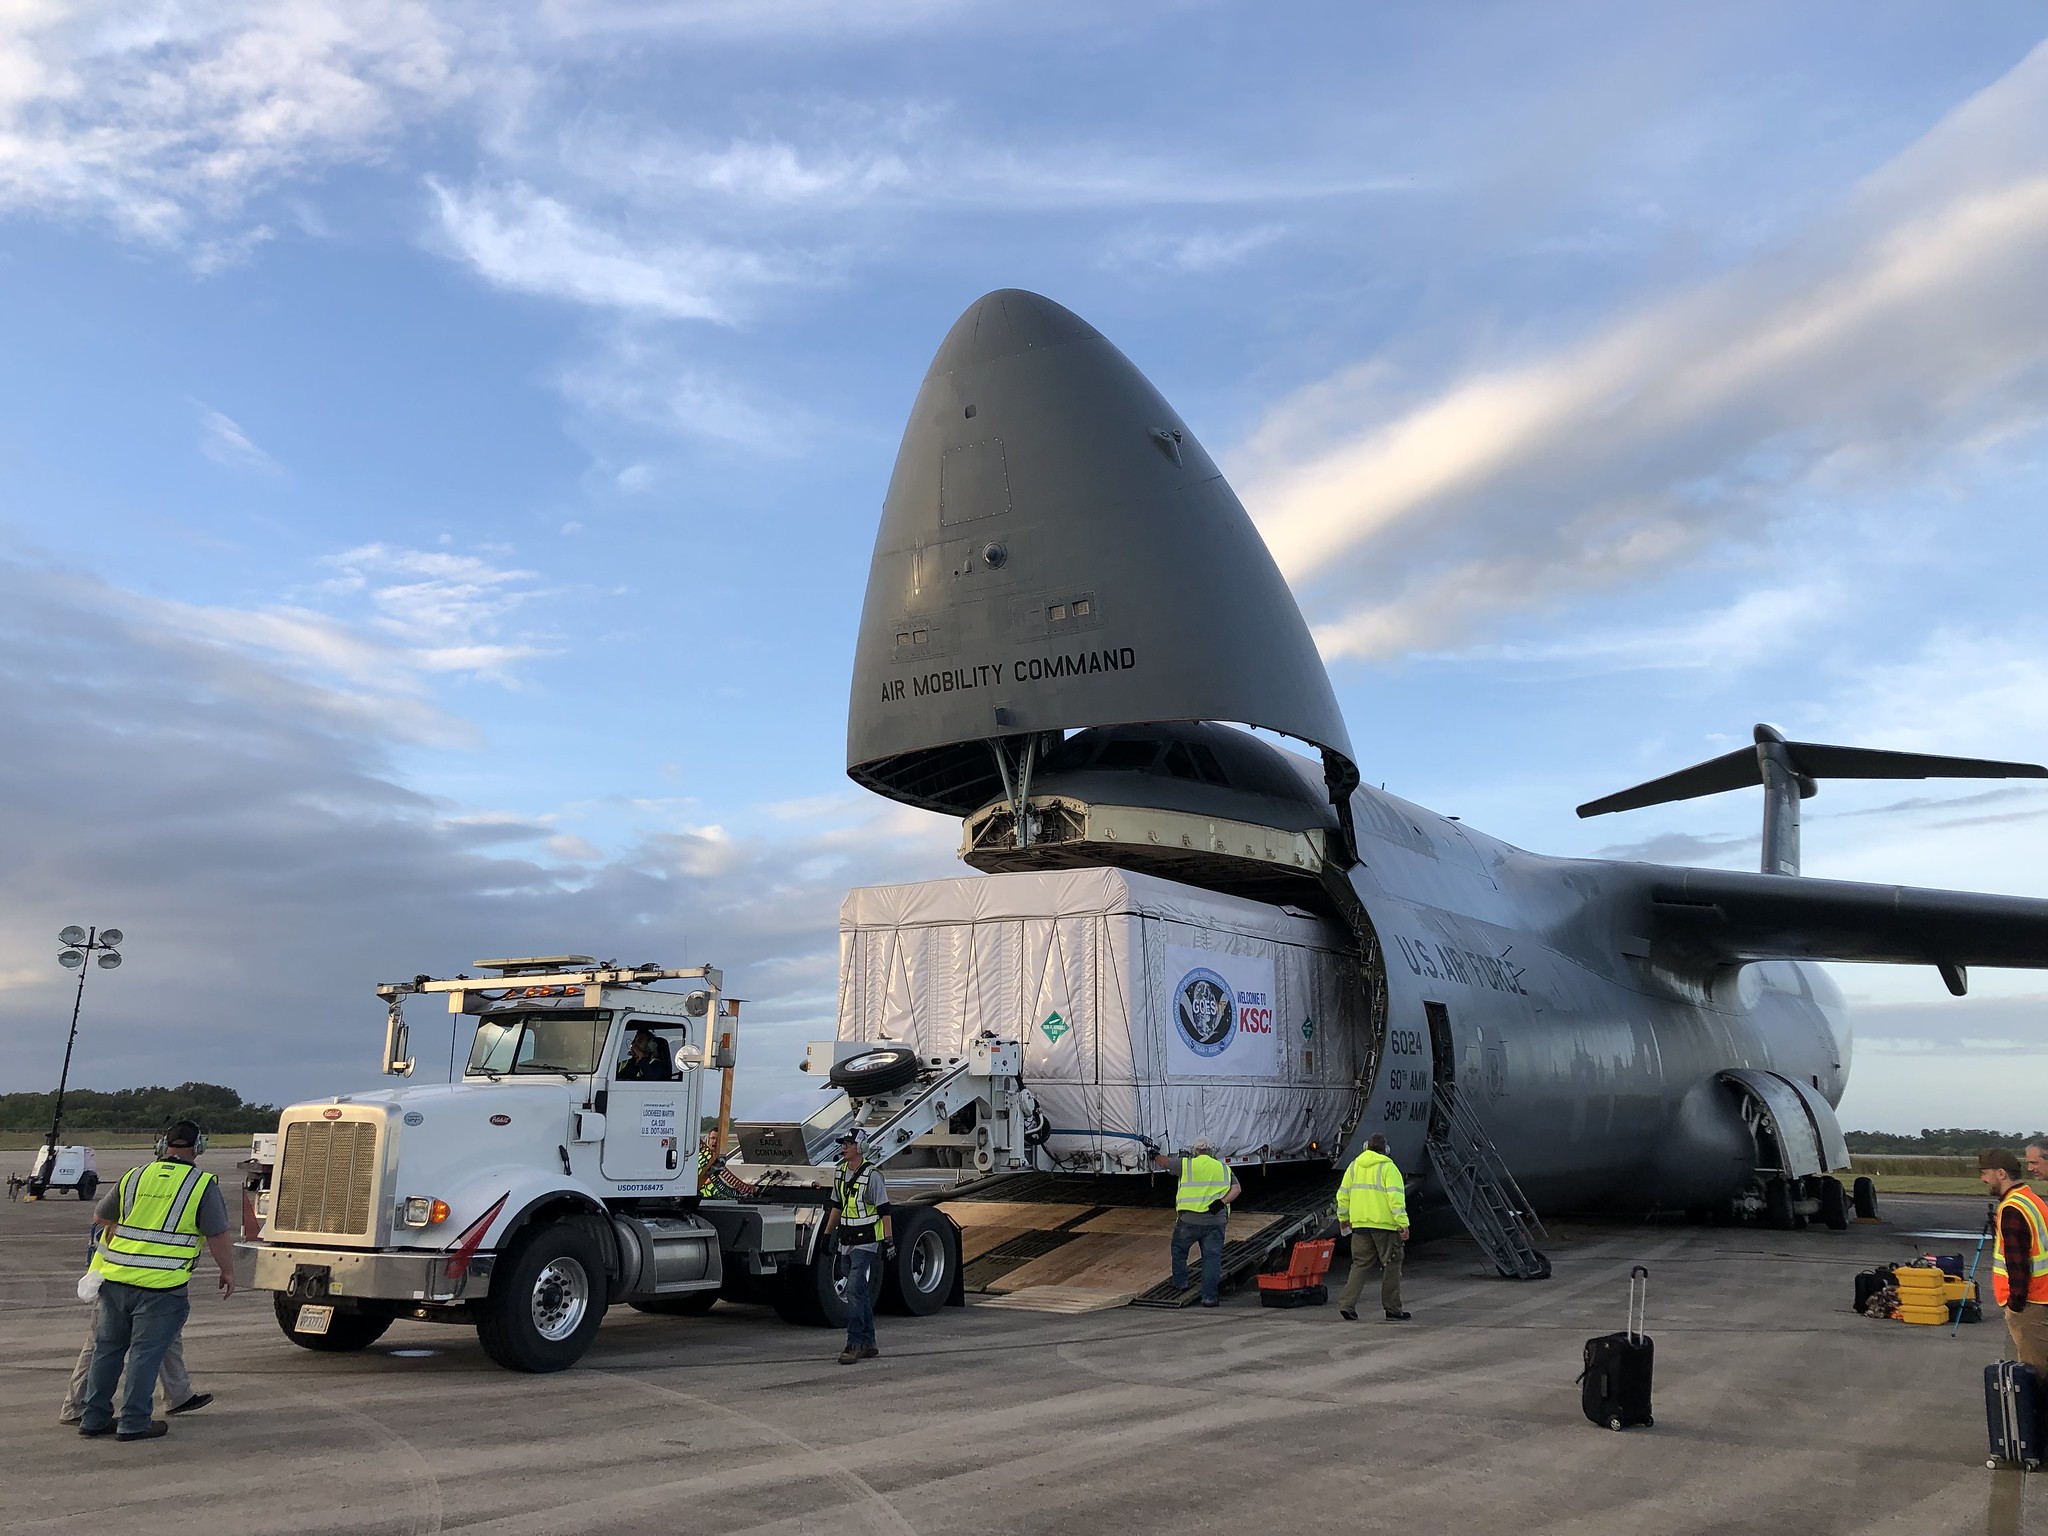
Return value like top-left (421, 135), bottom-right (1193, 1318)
top-left (1162, 945), bottom-right (1278, 1078)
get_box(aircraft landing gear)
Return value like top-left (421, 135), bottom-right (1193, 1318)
top-left (1764, 1177), bottom-right (1796, 1230)
top-left (1816, 1176), bottom-right (1848, 1230)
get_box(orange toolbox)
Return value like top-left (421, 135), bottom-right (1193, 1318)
top-left (1257, 1238), bottom-right (1335, 1308)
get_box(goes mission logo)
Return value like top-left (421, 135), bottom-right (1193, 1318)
top-left (1173, 968), bottom-right (1236, 1058)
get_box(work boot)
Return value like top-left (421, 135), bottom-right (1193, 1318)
top-left (116, 1421), bottom-right (168, 1441)
top-left (1384, 1310), bottom-right (1412, 1321)
top-left (78, 1422), bottom-right (114, 1438)
top-left (859, 1345), bottom-right (880, 1359)
top-left (167, 1393), bottom-right (213, 1416)
top-left (1198, 1299), bottom-right (1220, 1308)
top-left (837, 1347), bottom-right (861, 1365)
top-left (1339, 1309), bottom-right (1358, 1321)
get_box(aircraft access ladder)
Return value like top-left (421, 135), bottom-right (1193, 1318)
top-left (1424, 1083), bottom-right (1552, 1280)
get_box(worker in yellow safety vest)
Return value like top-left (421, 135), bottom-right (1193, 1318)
top-left (822, 1131), bottom-right (893, 1364)
top-left (1146, 1136), bottom-right (1241, 1307)
top-left (1336, 1133), bottom-right (1412, 1322)
top-left (1980, 1147), bottom-right (2048, 1374)
top-left (77, 1120), bottom-right (236, 1441)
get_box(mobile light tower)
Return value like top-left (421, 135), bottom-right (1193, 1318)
top-left (30, 925), bottom-right (123, 1198)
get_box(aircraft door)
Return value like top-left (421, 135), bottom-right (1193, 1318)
top-left (1424, 1001), bottom-right (1452, 1137)
top-left (600, 1018), bottom-right (696, 1185)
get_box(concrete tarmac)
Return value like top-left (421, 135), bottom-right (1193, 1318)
top-left (1, 1163), bottom-right (2034, 1535)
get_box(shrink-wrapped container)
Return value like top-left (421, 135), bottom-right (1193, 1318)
top-left (837, 867), bottom-right (1365, 1169)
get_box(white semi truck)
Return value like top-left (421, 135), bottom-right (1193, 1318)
top-left (241, 956), bottom-right (1051, 1372)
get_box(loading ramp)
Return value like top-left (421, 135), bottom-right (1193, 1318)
top-left (939, 1166), bottom-right (1337, 1310)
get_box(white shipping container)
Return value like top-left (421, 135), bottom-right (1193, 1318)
top-left (837, 867), bottom-right (1366, 1170)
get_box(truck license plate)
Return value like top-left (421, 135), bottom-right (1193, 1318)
top-left (294, 1304), bottom-right (334, 1336)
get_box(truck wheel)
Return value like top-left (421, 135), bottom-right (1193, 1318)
top-left (1817, 1177), bottom-right (1848, 1231)
top-left (76, 1174), bottom-right (97, 1202)
top-left (881, 1208), bottom-right (956, 1316)
top-left (773, 1251), bottom-right (852, 1329)
top-left (629, 1290), bottom-right (719, 1317)
top-left (477, 1221), bottom-right (608, 1372)
top-left (828, 1044), bottom-right (921, 1098)
top-left (1852, 1176), bottom-right (1878, 1220)
top-left (273, 1293), bottom-right (396, 1352)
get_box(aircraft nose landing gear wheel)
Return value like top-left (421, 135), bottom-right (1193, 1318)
top-left (1852, 1175), bottom-right (1878, 1221)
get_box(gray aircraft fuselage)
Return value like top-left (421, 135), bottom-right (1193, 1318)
top-left (1341, 786), bottom-right (1843, 1213)
top-left (845, 288), bottom-right (2044, 1222)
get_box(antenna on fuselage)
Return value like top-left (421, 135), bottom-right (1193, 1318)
top-left (1576, 724), bottom-right (2047, 878)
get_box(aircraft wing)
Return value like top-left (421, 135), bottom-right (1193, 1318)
top-left (1640, 866), bottom-right (2048, 973)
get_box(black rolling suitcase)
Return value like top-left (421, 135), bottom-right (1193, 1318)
top-left (1985, 1359), bottom-right (2045, 1470)
top-left (1581, 1265), bottom-right (1654, 1431)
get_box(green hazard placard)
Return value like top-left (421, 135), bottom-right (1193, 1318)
top-left (1040, 1011), bottom-right (1070, 1043)
top-left (1301, 1016), bottom-right (1316, 1040)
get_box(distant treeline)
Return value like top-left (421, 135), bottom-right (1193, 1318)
top-left (0, 1082), bottom-right (280, 1135)
top-left (1845, 1128), bottom-right (2047, 1154)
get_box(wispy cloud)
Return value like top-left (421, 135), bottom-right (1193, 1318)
top-left (318, 543), bottom-right (550, 682)
top-left (557, 331), bottom-right (802, 451)
top-left (1235, 41), bottom-right (2048, 661)
top-left (426, 179), bottom-right (798, 322)
top-left (1594, 829), bottom-right (1755, 866)
top-left (0, 0), bottom-right (462, 242)
top-left (1430, 579), bottom-right (1841, 673)
top-left (1104, 222), bottom-right (1288, 273)
top-left (196, 405), bottom-right (281, 473)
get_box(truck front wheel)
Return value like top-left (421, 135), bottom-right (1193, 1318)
top-left (477, 1222), bottom-right (608, 1372)
top-left (273, 1293), bottom-right (395, 1352)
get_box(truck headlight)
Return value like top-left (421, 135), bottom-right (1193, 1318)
top-left (402, 1197), bottom-right (451, 1228)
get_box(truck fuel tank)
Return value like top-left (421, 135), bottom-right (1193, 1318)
top-left (611, 1213), bottom-right (720, 1299)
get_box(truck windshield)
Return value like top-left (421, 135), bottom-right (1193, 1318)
top-left (466, 1011), bottom-right (611, 1076)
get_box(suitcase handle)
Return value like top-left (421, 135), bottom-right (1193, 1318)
top-left (1628, 1265), bottom-right (1648, 1342)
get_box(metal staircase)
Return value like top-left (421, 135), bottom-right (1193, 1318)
top-left (1425, 1083), bottom-right (1552, 1280)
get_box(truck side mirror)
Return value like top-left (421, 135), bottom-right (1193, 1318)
top-left (382, 999), bottom-right (415, 1078)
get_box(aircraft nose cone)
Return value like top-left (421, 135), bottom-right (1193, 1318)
top-left (925, 289), bottom-right (1103, 376)
top-left (848, 290), bottom-right (1355, 816)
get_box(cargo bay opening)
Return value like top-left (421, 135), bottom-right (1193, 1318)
top-left (837, 722), bottom-right (1393, 1179)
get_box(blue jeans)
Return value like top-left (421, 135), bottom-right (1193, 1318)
top-left (844, 1244), bottom-right (881, 1350)
top-left (82, 1281), bottom-right (191, 1434)
top-left (1171, 1215), bottom-right (1226, 1303)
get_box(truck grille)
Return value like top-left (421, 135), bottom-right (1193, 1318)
top-left (272, 1120), bottom-right (380, 1236)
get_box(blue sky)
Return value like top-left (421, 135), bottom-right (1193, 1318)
top-left (3, 2), bottom-right (2046, 1131)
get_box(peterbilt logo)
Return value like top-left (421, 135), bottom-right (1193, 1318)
top-left (1173, 968), bottom-right (1235, 1057)
top-left (322, 1107), bottom-right (343, 1120)
top-left (489, 1114), bottom-right (511, 1126)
